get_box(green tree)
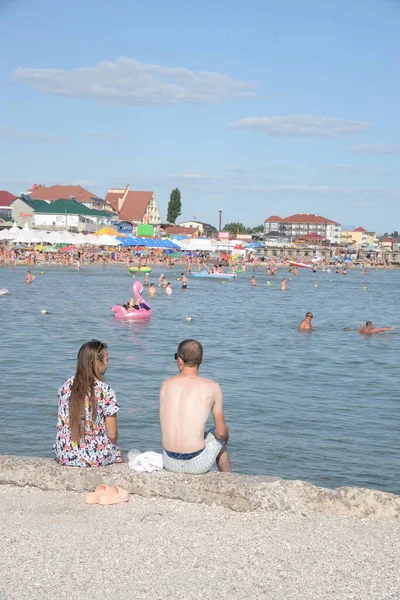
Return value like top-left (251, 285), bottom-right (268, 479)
top-left (167, 188), bottom-right (182, 223)
top-left (250, 224), bottom-right (264, 234)
top-left (223, 222), bottom-right (250, 236)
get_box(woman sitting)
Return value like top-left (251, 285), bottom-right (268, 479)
top-left (53, 340), bottom-right (123, 467)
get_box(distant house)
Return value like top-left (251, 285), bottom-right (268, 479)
top-left (380, 237), bottom-right (397, 249)
top-left (0, 191), bottom-right (15, 228)
top-left (352, 227), bottom-right (368, 246)
top-left (105, 185), bottom-right (162, 225)
top-left (264, 213), bottom-right (341, 244)
top-left (178, 220), bottom-right (216, 237)
top-left (27, 184), bottom-right (113, 213)
top-left (11, 197), bottom-right (114, 232)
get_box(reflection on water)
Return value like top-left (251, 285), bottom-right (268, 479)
top-left (0, 265), bottom-right (399, 493)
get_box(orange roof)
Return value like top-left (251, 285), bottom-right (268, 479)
top-left (29, 184), bottom-right (102, 203)
top-left (353, 226), bottom-right (367, 232)
top-left (264, 215), bottom-right (283, 223)
top-left (283, 213), bottom-right (339, 225)
top-left (164, 226), bottom-right (198, 235)
top-left (381, 237), bottom-right (395, 243)
top-left (104, 190), bottom-right (153, 221)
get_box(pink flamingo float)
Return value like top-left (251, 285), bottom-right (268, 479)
top-left (111, 281), bottom-right (152, 320)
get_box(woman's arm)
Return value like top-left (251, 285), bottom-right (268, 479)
top-left (105, 415), bottom-right (118, 443)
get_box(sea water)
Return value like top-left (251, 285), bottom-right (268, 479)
top-left (0, 265), bottom-right (398, 494)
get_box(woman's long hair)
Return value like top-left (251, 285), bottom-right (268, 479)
top-left (69, 340), bottom-right (108, 442)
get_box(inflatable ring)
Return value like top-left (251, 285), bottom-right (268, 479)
top-left (129, 266), bottom-right (152, 273)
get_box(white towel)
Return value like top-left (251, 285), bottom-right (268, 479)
top-left (128, 450), bottom-right (163, 473)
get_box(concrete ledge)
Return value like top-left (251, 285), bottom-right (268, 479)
top-left (0, 455), bottom-right (398, 517)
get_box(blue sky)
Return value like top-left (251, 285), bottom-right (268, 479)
top-left (1, 0), bottom-right (399, 231)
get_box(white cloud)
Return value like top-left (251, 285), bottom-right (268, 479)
top-left (85, 133), bottom-right (128, 141)
top-left (334, 164), bottom-right (390, 174)
top-left (229, 115), bottom-right (369, 137)
top-left (13, 57), bottom-right (257, 105)
top-left (167, 171), bottom-right (222, 181)
top-left (0, 127), bottom-right (64, 142)
top-left (349, 144), bottom-right (400, 154)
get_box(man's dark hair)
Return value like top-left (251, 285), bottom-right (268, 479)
top-left (177, 339), bottom-right (203, 366)
top-left (366, 320), bottom-right (372, 326)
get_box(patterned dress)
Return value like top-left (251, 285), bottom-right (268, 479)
top-left (53, 376), bottom-right (123, 467)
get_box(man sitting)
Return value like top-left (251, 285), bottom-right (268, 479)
top-left (160, 339), bottom-right (231, 474)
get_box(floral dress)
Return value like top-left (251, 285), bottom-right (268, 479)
top-left (53, 376), bottom-right (123, 467)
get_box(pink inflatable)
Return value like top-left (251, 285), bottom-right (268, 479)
top-left (111, 281), bottom-right (152, 320)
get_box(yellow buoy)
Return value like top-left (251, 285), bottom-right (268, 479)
top-left (40, 309), bottom-right (48, 314)
top-left (177, 278), bottom-right (180, 281)
top-left (185, 317), bottom-right (192, 321)
top-left (222, 281), bottom-right (226, 284)
top-left (343, 327), bottom-right (351, 331)
top-left (314, 284), bottom-right (318, 287)
top-left (39, 272), bottom-right (45, 275)
top-left (362, 286), bottom-right (367, 290)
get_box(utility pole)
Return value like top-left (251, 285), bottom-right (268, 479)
top-left (218, 208), bottom-right (222, 232)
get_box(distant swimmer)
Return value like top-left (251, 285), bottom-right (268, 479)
top-left (299, 312), bottom-right (313, 330)
top-left (181, 274), bottom-right (188, 289)
top-left (149, 283), bottom-right (157, 297)
top-left (251, 275), bottom-right (256, 287)
top-left (280, 278), bottom-right (287, 291)
top-left (158, 273), bottom-right (167, 287)
top-left (143, 273), bottom-right (149, 286)
top-left (166, 283), bottom-right (172, 296)
top-left (358, 321), bottom-right (396, 335)
top-left (25, 269), bottom-right (35, 284)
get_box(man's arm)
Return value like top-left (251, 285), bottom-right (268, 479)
top-left (373, 327), bottom-right (396, 333)
top-left (212, 383), bottom-right (229, 443)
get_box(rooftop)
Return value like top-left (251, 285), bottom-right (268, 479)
top-left (28, 184), bottom-right (104, 205)
top-left (264, 215), bottom-right (283, 223)
top-left (0, 191), bottom-right (17, 207)
top-left (104, 189), bottom-right (154, 221)
top-left (283, 213), bottom-right (339, 225)
top-left (17, 197), bottom-right (113, 218)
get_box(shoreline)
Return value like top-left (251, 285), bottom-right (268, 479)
top-left (0, 455), bottom-right (398, 517)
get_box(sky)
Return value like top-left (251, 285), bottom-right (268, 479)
top-left (1, 0), bottom-right (400, 232)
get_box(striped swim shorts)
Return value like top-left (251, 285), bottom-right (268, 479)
top-left (162, 429), bottom-right (225, 474)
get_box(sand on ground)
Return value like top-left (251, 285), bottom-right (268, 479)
top-left (0, 485), bottom-right (399, 600)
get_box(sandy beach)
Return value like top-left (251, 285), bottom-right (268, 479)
top-left (1, 484), bottom-right (399, 600)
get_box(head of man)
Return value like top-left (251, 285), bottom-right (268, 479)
top-left (366, 321), bottom-right (372, 327)
top-left (306, 312), bottom-right (313, 321)
top-left (174, 339), bottom-right (203, 371)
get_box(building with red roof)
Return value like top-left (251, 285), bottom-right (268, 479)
top-left (264, 213), bottom-right (341, 244)
top-left (104, 185), bottom-right (162, 225)
top-left (28, 184), bottom-right (113, 214)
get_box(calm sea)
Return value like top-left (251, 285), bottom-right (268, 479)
top-left (0, 264), bottom-right (398, 494)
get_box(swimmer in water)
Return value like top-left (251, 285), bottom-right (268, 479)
top-left (299, 312), bottom-right (313, 330)
top-left (181, 274), bottom-right (188, 289)
top-left (358, 321), bottom-right (396, 335)
top-left (280, 278), bottom-right (287, 291)
top-left (166, 283), bottom-right (172, 296)
top-left (144, 273), bottom-right (149, 286)
top-left (149, 283), bottom-right (157, 297)
top-left (25, 269), bottom-right (35, 284)
top-left (251, 275), bottom-right (256, 287)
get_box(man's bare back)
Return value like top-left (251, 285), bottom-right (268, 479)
top-left (160, 373), bottom-right (224, 453)
top-left (159, 339), bottom-right (231, 473)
